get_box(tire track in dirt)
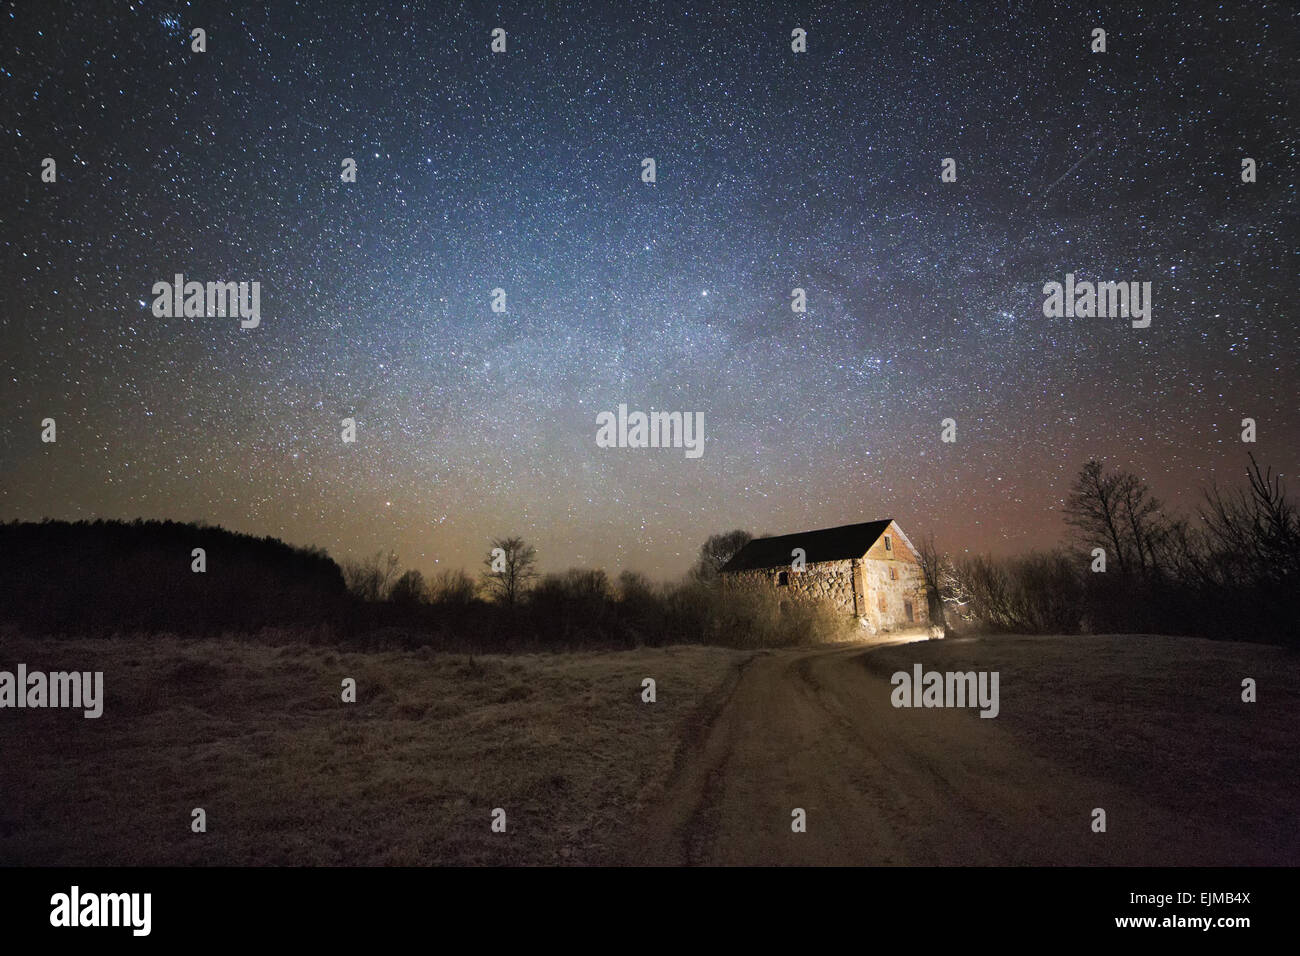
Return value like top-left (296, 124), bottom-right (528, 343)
top-left (632, 638), bottom-right (1275, 865)
top-left (617, 650), bottom-right (758, 865)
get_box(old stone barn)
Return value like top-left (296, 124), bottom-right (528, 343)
top-left (719, 519), bottom-right (930, 633)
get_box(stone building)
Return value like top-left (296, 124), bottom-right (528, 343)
top-left (718, 519), bottom-right (930, 633)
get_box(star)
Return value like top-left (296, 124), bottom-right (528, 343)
top-left (0, 1), bottom-right (1292, 580)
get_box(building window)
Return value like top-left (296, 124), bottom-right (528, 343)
top-left (777, 571), bottom-right (789, 586)
top-left (889, 566), bottom-right (898, 581)
top-left (884, 535), bottom-right (892, 552)
top-left (904, 599), bottom-right (914, 622)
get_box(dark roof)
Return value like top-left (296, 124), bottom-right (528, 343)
top-left (719, 520), bottom-right (895, 572)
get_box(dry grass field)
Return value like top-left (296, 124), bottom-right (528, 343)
top-left (4, 628), bottom-right (1295, 866)
top-left (0, 628), bottom-right (747, 865)
top-left (860, 633), bottom-right (1300, 863)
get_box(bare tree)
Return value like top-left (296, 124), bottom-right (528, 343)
top-left (916, 532), bottom-right (948, 628)
top-left (1065, 460), bottom-right (1132, 574)
top-left (1199, 455), bottom-right (1299, 589)
top-left (429, 568), bottom-right (477, 605)
top-left (481, 536), bottom-right (538, 606)
top-left (1065, 459), bottom-right (1174, 579)
top-left (690, 529), bottom-right (752, 582)
top-left (341, 549), bottom-right (401, 601)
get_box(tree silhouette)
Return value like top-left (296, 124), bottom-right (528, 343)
top-left (691, 529), bottom-right (752, 582)
top-left (481, 536), bottom-right (538, 606)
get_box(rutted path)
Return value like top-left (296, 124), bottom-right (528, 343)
top-left (631, 639), bottom-right (1264, 865)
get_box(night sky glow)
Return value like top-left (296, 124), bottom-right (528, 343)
top-left (2, 1), bottom-right (1296, 579)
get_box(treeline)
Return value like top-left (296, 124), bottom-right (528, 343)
top-left (926, 455), bottom-right (1298, 647)
top-left (0, 519), bottom-right (347, 634)
top-left (334, 542), bottom-right (849, 651)
top-left (0, 520), bottom-right (845, 650)
top-left (13, 454), bottom-right (1285, 649)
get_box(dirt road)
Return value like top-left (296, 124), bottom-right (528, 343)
top-left (630, 639), bottom-right (1282, 866)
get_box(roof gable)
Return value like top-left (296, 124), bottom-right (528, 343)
top-left (719, 519), bottom-right (896, 572)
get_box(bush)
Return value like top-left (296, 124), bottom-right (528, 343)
top-left (951, 551), bottom-right (1084, 634)
top-left (526, 569), bottom-right (615, 643)
top-left (429, 568), bottom-right (477, 606)
top-left (389, 569), bottom-right (428, 606)
top-left (659, 578), bottom-right (852, 649)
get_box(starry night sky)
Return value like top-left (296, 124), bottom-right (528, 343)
top-left (2, 0), bottom-right (1296, 579)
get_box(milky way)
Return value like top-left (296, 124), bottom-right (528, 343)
top-left (2, 0), bottom-right (1296, 578)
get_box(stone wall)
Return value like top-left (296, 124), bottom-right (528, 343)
top-left (721, 522), bottom-right (932, 632)
top-left (725, 558), bottom-right (858, 615)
